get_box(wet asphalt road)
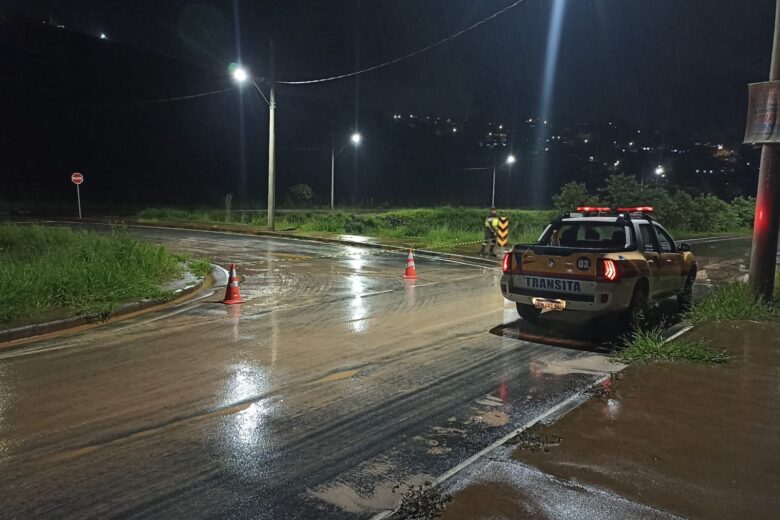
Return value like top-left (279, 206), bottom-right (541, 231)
top-left (0, 227), bottom-right (741, 519)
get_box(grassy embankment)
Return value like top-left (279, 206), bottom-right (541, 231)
top-left (617, 282), bottom-right (777, 364)
top-left (137, 206), bottom-right (746, 251)
top-left (138, 207), bottom-right (557, 250)
top-left (0, 225), bottom-right (210, 324)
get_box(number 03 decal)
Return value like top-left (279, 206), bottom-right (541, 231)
top-left (576, 257), bottom-right (591, 271)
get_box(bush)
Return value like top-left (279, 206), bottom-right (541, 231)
top-left (689, 195), bottom-right (739, 232)
top-left (551, 174), bottom-right (750, 234)
top-left (730, 196), bottom-right (756, 228)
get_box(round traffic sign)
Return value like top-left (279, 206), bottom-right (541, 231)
top-left (71, 172), bottom-right (84, 185)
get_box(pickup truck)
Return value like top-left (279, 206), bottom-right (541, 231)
top-left (500, 207), bottom-right (697, 325)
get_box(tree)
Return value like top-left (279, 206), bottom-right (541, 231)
top-left (552, 182), bottom-right (600, 213)
top-left (286, 184), bottom-right (314, 207)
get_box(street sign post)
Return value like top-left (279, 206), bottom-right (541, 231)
top-left (497, 216), bottom-right (510, 247)
top-left (71, 172), bottom-right (83, 219)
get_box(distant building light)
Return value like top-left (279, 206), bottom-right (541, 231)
top-left (100, 33), bottom-right (108, 39)
top-left (498, 124), bottom-right (503, 130)
top-left (629, 141), bottom-right (634, 147)
top-left (717, 144), bottom-right (724, 150)
top-left (583, 139), bottom-right (589, 143)
top-left (545, 147), bottom-right (549, 152)
top-left (614, 160), bottom-right (620, 167)
top-left (544, 120), bottom-right (548, 125)
top-left (637, 130), bottom-right (641, 134)
top-left (747, 162), bottom-right (751, 166)
top-left (696, 169), bottom-right (700, 173)
top-left (589, 156), bottom-right (595, 162)
top-left (452, 127), bottom-right (458, 133)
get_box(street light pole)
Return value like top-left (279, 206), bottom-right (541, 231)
top-left (331, 132), bottom-right (336, 210)
top-left (267, 39), bottom-right (277, 231)
top-left (491, 162), bottom-right (496, 207)
top-left (749, 0), bottom-right (780, 300)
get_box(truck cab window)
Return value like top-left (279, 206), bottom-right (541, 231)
top-left (654, 225), bottom-right (676, 253)
top-left (639, 224), bottom-right (659, 253)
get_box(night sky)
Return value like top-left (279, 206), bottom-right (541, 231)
top-left (0, 0), bottom-right (776, 208)
top-left (7, 0), bottom-right (775, 135)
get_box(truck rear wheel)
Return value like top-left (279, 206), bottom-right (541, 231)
top-left (516, 303), bottom-right (542, 322)
top-left (626, 283), bottom-right (649, 330)
top-left (677, 269), bottom-right (696, 312)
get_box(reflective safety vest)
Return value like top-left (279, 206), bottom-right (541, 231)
top-left (485, 217), bottom-right (499, 231)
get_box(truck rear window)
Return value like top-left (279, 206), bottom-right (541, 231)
top-left (539, 221), bottom-right (636, 250)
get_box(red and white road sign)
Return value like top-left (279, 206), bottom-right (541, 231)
top-left (71, 172), bottom-right (84, 185)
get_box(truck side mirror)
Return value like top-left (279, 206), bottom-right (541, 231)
top-left (678, 242), bottom-right (691, 252)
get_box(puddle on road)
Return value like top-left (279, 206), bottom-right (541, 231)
top-left (311, 368), bottom-right (360, 384)
top-left (310, 474), bottom-right (434, 514)
top-left (467, 410), bottom-right (510, 428)
top-left (538, 355), bottom-right (625, 376)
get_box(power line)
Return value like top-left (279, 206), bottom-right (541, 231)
top-left (108, 87), bottom-right (234, 107)
top-left (278, 0), bottom-right (527, 85)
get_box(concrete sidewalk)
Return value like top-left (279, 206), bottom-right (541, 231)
top-left (438, 320), bottom-right (780, 520)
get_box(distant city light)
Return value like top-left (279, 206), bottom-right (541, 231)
top-left (717, 144), bottom-right (724, 150)
top-left (498, 125), bottom-right (503, 130)
top-left (506, 154), bottom-right (516, 165)
top-left (351, 133), bottom-right (362, 145)
top-left (583, 139), bottom-right (589, 144)
top-left (629, 141), bottom-right (634, 146)
top-left (614, 160), bottom-right (620, 167)
top-left (655, 165), bottom-right (665, 176)
top-left (99, 33), bottom-right (108, 40)
top-left (452, 127), bottom-right (458, 133)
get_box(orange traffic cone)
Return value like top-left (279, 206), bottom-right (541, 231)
top-left (403, 249), bottom-right (418, 279)
top-left (222, 263), bottom-right (245, 305)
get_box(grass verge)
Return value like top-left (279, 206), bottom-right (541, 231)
top-left (615, 327), bottom-right (728, 364)
top-left (138, 207), bottom-right (555, 250)
top-left (138, 206), bottom-right (752, 251)
top-left (0, 224), bottom-right (208, 323)
top-left (687, 282), bottom-right (776, 324)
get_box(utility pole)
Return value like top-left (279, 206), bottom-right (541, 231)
top-left (330, 132), bottom-right (336, 210)
top-left (491, 154), bottom-right (497, 207)
top-left (267, 39), bottom-right (277, 231)
top-left (749, 0), bottom-right (780, 300)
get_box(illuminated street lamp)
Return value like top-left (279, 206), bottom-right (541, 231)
top-left (506, 154), bottom-right (517, 165)
top-left (655, 165), bottom-right (665, 176)
top-left (230, 60), bottom-right (277, 230)
top-left (331, 133), bottom-right (363, 209)
top-left (232, 66), bottom-right (249, 84)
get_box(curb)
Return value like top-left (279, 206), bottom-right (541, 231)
top-left (0, 265), bottom-right (219, 346)
top-left (36, 218), bottom-right (503, 269)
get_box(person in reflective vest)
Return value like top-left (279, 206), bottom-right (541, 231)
top-left (480, 207), bottom-right (500, 258)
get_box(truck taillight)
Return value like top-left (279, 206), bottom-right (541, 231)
top-left (502, 253), bottom-right (512, 274)
top-left (597, 258), bottom-right (620, 282)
